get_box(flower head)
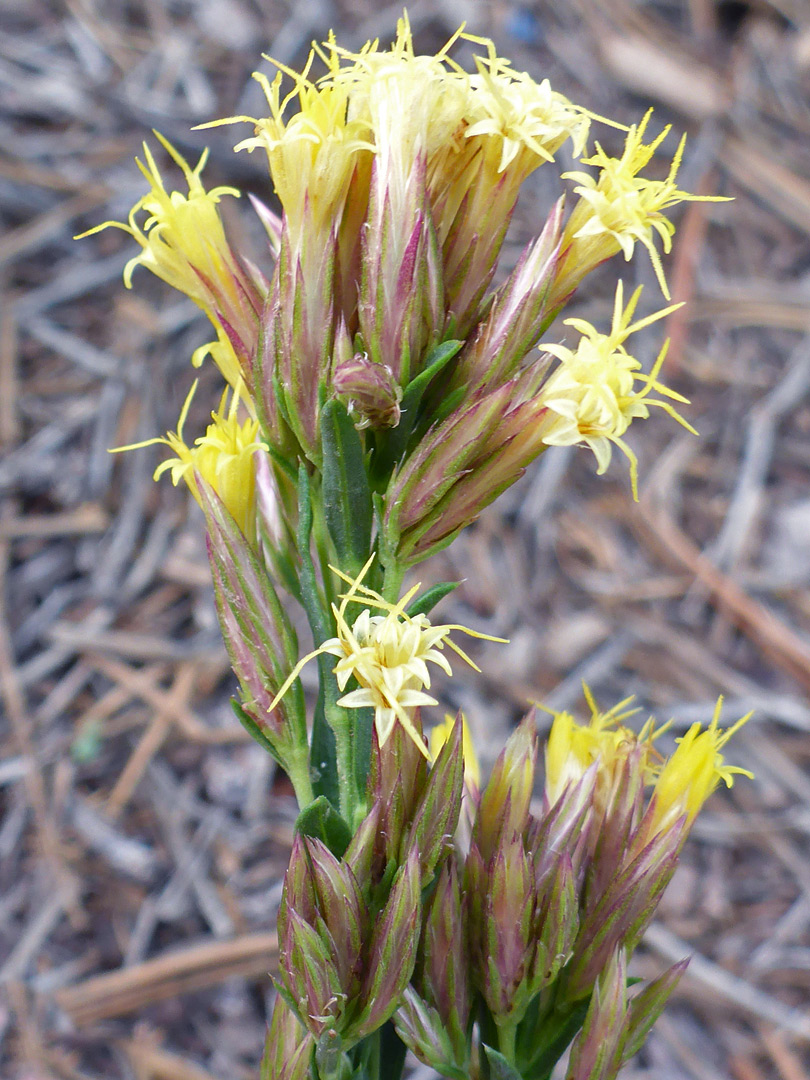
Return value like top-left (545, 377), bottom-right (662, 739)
top-left (270, 558), bottom-right (506, 757)
top-left (78, 133), bottom-right (242, 313)
top-left (112, 380), bottom-right (267, 537)
top-left (212, 61), bottom-right (374, 247)
top-left (647, 699), bottom-right (753, 834)
top-left (537, 281), bottom-right (696, 497)
top-left (78, 134), bottom-right (264, 389)
top-left (560, 110), bottom-right (728, 298)
top-left (543, 687), bottom-right (665, 813)
top-left (462, 35), bottom-right (590, 174)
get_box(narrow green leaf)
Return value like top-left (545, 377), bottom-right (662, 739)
top-left (402, 339), bottom-right (464, 414)
top-left (405, 580), bottom-right (460, 618)
top-left (311, 682), bottom-right (341, 807)
top-left (297, 466), bottom-right (340, 804)
top-left (520, 998), bottom-right (591, 1080)
top-left (483, 1045), bottom-right (524, 1080)
top-left (370, 340), bottom-right (463, 482)
top-left (296, 795), bottom-right (353, 859)
top-left (378, 1021), bottom-right (408, 1080)
top-left (321, 399), bottom-right (373, 577)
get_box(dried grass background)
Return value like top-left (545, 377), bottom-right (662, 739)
top-left (3, 0), bottom-right (810, 1077)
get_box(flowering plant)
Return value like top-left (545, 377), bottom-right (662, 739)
top-left (81, 15), bottom-right (746, 1080)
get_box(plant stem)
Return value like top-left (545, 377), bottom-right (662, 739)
top-left (381, 559), bottom-right (405, 604)
top-left (287, 748), bottom-right (316, 810)
top-left (325, 698), bottom-right (357, 824)
top-left (497, 1018), bottom-right (518, 1063)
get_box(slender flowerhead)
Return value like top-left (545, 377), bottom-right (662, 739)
top-left (270, 558), bottom-right (506, 756)
top-left (647, 698), bottom-right (753, 835)
top-left (543, 687), bottom-right (665, 811)
top-left (558, 110), bottom-right (728, 299)
top-left (78, 134), bottom-right (264, 388)
top-left (542, 686), bottom-right (669, 829)
top-left (79, 133), bottom-right (241, 305)
top-left (536, 281), bottom-right (696, 496)
top-left (213, 60), bottom-right (374, 250)
top-left (112, 381), bottom-right (267, 537)
top-left (462, 35), bottom-right (591, 173)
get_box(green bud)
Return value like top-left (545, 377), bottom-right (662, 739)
top-left (474, 711), bottom-right (538, 862)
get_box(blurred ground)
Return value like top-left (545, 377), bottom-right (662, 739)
top-left (3, 0), bottom-right (810, 1078)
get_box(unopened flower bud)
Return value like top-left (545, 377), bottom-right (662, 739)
top-left (474, 711), bottom-right (537, 861)
top-left (332, 354), bottom-right (402, 429)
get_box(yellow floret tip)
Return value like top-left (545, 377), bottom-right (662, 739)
top-left (649, 697), bottom-right (753, 833)
top-left (429, 712), bottom-right (481, 791)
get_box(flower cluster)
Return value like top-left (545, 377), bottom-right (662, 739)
top-left (81, 15), bottom-right (743, 1080)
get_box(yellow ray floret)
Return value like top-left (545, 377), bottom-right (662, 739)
top-left (648, 698), bottom-right (753, 834)
top-left (269, 557), bottom-right (507, 758)
top-left (543, 685), bottom-right (667, 810)
top-left (77, 133), bottom-right (241, 314)
top-left (537, 281), bottom-right (696, 498)
top-left (111, 380), bottom-right (267, 537)
top-left (562, 110), bottom-right (729, 298)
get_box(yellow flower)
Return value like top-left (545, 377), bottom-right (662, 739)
top-left (325, 15), bottom-right (469, 163)
top-left (462, 35), bottom-right (590, 173)
top-left (537, 281), bottom-right (696, 497)
top-left (191, 327), bottom-right (245, 397)
top-left (647, 699), bottom-right (753, 835)
top-left (559, 110), bottom-right (728, 299)
top-left (203, 54), bottom-right (374, 248)
top-left (78, 133), bottom-right (242, 317)
top-left (543, 686), bottom-right (665, 812)
top-left (427, 30), bottom-right (592, 256)
top-left (270, 558), bottom-right (506, 758)
top-left (112, 380), bottom-right (267, 537)
top-left (429, 713), bottom-right (481, 793)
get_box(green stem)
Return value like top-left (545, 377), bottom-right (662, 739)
top-left (496, 1018), bottom-right (518, 1065)
top-left (381, 560), bottom-right (405, 604)
top-left (287, 746), bottom-right (316, 810)
top-left (325, 698), bottom-right (357, 824)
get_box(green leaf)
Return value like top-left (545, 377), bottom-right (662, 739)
top-left (296, 795), bottom-right (353, 859)
top-left (352, 705), bottom-right (375, 801)
top-left (297, 466), bottom-right (340, 805)
top-left (483, 1046), bottom-right (524, 1080)
top-left (402, 340), bottom-right (464, 416)
top-left (321, 399), bottom-right (373, 577)
top-left (311, 682), bottom-right (341, 807)
top-left (378, 1021), bottom-right (408, 1080)
top-left (520, 998), bottom-right (591, 1080)
top-left (405, 580), bottom-right (459, 618)
top-left (369, 340), bottom-right (463, 483)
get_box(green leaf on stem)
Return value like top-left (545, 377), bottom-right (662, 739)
top-left (296, 795), bottom-right (353, 859)
top-left (483, 1045), bottom-right (524, 1080)
top-left (519, 997), bottom-right (591, 1080)
top-left (405, 580), bottom-right (459, 618)
top-left (370, 340), bottom-right (463, 482)
top-left (321, 399), bottom-right (373, 578)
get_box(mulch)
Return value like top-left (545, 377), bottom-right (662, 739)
top-left (2, 1), bottom-right (810, 1077)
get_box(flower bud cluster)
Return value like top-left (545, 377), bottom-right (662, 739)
top-left (391, 698), bottom-right (750, 1078)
